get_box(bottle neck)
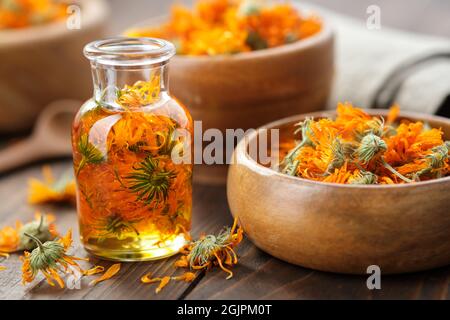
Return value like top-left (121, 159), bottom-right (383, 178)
top-left (90, 62), bottom-right (170, 108)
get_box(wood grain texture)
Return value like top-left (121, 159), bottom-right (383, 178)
top-left (0, 160), bottom-right (449, 300)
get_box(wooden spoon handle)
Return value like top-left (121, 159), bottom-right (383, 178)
top-left (0, 138), bottom-right (41, 174)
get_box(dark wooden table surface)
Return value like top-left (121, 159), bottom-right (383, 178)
top-left (0, 160), bottom-right (449, 300)
top-left (1, 0), bottom-right (449, 301)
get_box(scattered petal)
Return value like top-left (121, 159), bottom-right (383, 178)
top-left (89, 263), bottom-right (121, 286)
top-left (84, 266), bottom-right (105, 276)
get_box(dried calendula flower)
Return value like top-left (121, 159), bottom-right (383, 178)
top-left (0, 224), bottom-right (20, 254)
top-left (21, 229), bottom-right (88, 288)
top-left (89, 263), bottom-right (121, 286)
top-left (0, 0), bottom-right (68, 29)
top-left (125, 0), bottom-right (322, 56)
top-left (280, 103), bottom-right (450, 184)
top-left (0, 253), bottom-right (7, 271)
top-left (28, 166), bottom-right (76, 205)
top-left (0, 213), bottom-right (58, 253)
top-left (141, 272), bottom-right (196, 294)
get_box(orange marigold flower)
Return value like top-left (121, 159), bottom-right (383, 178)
top-left (0, 0), bottom-right (68, 29)
top-left (20, 229), bottom-right (88, 288)
top-left (0, 213), bottom-right (57, 253)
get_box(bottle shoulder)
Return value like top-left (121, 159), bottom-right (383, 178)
top-left (74, 93), bottom-right (192, 130)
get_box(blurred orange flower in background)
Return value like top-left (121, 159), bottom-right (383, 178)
top-left (126, 0), bottom-right (322, 56)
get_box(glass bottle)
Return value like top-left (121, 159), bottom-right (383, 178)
top-left (72, 38), bottom-right (193, 261)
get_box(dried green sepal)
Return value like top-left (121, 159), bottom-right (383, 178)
top-left (349, 171), bottom-right (378, 185)
top-left (18, 215), bottom-right (54, 251)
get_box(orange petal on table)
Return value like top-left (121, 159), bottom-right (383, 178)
top-left (173, 272), bottom-right (196, 282)
top-left (155, 276), bottom-right (171, 294)
top-left (0, 266), bottom-right (6, 271)
top-left (89, 263), bottom-right (121, 286)
top-left (84, 266), bottom-right (105, 276)
top-left (0, 252), bottom-right (9, 258)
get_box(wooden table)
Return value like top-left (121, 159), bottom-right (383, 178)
top-left (0, 160), bottom-right (449, 300)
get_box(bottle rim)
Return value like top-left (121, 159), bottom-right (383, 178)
top-left (84, 37), bottom-right (176, 67)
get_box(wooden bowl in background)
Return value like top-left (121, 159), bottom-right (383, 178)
top-left (227, 110), bottom-right (450, 274)
top-left (0, 0), bottom-right (109, 133)
top-left (127, 11), bottom-right (334, 184)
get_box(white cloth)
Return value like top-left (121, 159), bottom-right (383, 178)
top-left (300, 2), bottom-right (450, 113)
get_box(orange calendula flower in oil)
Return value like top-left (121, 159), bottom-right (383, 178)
top-left (280, 103), bottom-right (450, 184)
top-left (28, 166), bottom-right (76, 205)
top-left (21, 229), bottom-right (88, 288)
top-left (89, 263), bottom-right (121, 286)
top-left (125, 0), bottom-right (322, 56)
top-left (0, 213), bottom-right (58, 253)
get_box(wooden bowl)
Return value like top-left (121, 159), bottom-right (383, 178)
top-left (227, 110), bottom-right (450, 274)
top-left (0, 0), bottom-right (109, 133)
top-left (126, 11), bottom-right (334, 184)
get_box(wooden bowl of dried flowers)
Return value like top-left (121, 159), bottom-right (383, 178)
top-left (227, 103), bottom-right (450, 274)
top-left (125, 0), bottom-right (334, 184)
top-left (0, 0), bottom-right (108, 133)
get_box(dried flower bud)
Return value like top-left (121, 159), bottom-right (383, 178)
top-left (349, 171), bottom-right (378, 185)
top-left (326, 138), bottom-right (346, 174)
top-left (357, 133), bottom-right (387, 163)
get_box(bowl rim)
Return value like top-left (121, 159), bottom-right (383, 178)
top-left (0, 0), bottom-right (108, 48)
top-left (234, 109), bottom-right (450, 190)
top-left (124, 6), bottom-right (334, 62)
